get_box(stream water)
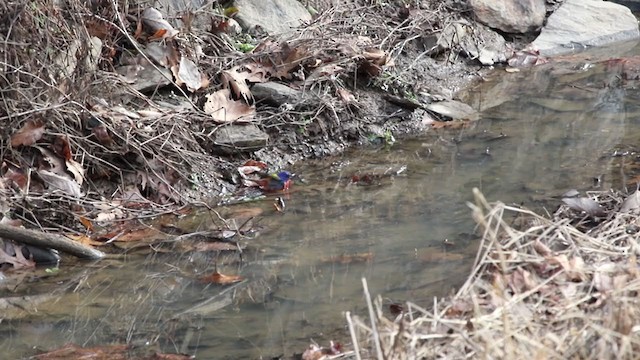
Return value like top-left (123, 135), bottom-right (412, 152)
top-left (4, 42), bottom-right (640, 358)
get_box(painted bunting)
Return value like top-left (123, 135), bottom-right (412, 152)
top-left (255, 171), bottom-right (292, 192)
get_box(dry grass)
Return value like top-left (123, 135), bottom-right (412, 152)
top-left (350, 188), bottom-right (640, 359)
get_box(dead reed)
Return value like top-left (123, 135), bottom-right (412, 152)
top-left (350, 188), bottom-right (640, 359)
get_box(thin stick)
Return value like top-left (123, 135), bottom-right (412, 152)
top-left (346, 311), bottom-right (362, 360)
top-left (362, 277), bottom-right (384, 360)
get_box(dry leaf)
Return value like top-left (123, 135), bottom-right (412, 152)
top-left (594, 271), bottom-right (613, 293)
top-left (0, 243), bottom-right (36, 269)
top-left (66, 159), bottom-right (85, 185)
top-left (621, 191), bottom-right (640, 212)
top-left (362, 48), bottom-right (390, 66)
top-left (92, 124), bottom-right (113, 146)
top-left (220, 69), bottom-right (254, 104)
top-left (308, 64), bottom-right (344, 80)
top-left (198, 271), bottom-right (244, 284)
top-left (66, 234), bottom-right (103, 247)
top-left (533, 239), bottom-right (552, 256)
top-left (562, 197), bottom-right (605, 217)
top-left (203, 89), bottom-right (255, 123)
top-left (3, 166), bottom-right (28, 190)
top-left (52, 136), bottom-right (72, 161)
top-left (174, 57), bottom-right (206, 92)
top-left (11, 119), bottom-right (45, 147)
top-left (255, 41), bottom-right (309, 79)
top-left (37, 169), bottom-right (83, 197)
top-left (337, 87), bottom-right (356, 103)
top-left (34, 146), bottom-right (66, 176)
top-left (240, 63), bottom-right (272, 83)
top-left (79, 216), bottom-right (94, 232)
top-left (141, 7), bottom-right (179, 40)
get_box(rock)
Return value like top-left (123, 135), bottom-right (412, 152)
top-left (461, 24), bottom-right (508, 66)
top-left (115, 64), bottom-right (173, 93)
top-left (531, 0), bottom-right (640, 56)
top-left (233, 0), bottom-right (311, 35)
top-left (426, 100), bottom-right (479, 121)
top-left (609, 0), bottom-right (640, 12)
top-left (469, 0), bottom-right (545, 34)
top-left (436, 20), bottom-right (508, 65)
top-left (252, 82), bottom-right (303, 105)
top-left (214, 124), bottom-right (269, 152)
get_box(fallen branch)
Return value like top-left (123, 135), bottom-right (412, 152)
top-left (0, 224), bottom-right (105, 259)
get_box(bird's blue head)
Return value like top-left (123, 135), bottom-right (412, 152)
top-left (277, 171), bottom-right (292, 181)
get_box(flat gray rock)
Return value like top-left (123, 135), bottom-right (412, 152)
top-left (115, 64), bottom-right (173, 93)
top-left (252, 82), bottom-right (302, 105)
top-left (233, 0), bottom-right (311, 35)
top-left (469, 0), bottom-right (545, 34)
top-left (426, 100), bottom-right (479, 121)
top-left (531, 0), bottom-right (640, 56)
top-left (214, 124), bottom-right (269, 152)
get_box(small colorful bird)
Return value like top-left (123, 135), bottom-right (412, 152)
top-left (254, 171), bottom-right (293, 192)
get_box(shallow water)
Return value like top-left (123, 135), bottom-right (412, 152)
top-left (5, 44), bottom-right (640, 358)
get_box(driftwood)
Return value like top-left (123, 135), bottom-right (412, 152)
top-left (0, 224), bottom-right (105, 259)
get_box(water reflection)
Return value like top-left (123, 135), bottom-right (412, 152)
top-left (6, 47), bottom-right (640, 358)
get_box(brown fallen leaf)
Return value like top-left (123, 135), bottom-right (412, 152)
top-left (203, 89), bottom-right (255, 123)
top-left (508, 268), bottom-right (538, 294)
top-left (533, 239), bottom-right (552, 257)
top-left (254, 41), bottom-right (310, 79)
top-left (3, 166), bottom-right (28, 190)
top-left (79, 216), bottom-right (94, 232)
top-left (66, 234), bottom-right (104, 247)
top-left (11, 119), bottom-right (45, 147)
top-left (198, 271), bottom-right (244, 284)
top-left (220, 68), bottom-right (254, 104)
top-left (92, 124), bottom-right (113, 146)
top-left (0, 243), bottom-right (36, 269)
top-left (337, 87), bottom-right (356, 103)
top-left (52, 136), bottom-right (72, 161)
top-left (141, 7), bottom-right (179, 40)
top-left (37, 169), bottom-right (83, 197)
top-left (173, 57), bottom-right (208, 92)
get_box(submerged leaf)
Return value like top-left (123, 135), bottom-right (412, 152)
top-left (198, 271), bottom-right (244, 285)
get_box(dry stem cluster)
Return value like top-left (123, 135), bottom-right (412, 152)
top-left (350, 189), bottom-right (640, 359)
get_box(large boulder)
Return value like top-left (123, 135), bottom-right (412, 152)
top-left (233, 0), bottom-right (312, 35)
top-left (608, 0), bottom-right (640, 12)
top-left (469, 0), bottom-right (546, 34)
top-left (531, 0), bottom-right (640, 56)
